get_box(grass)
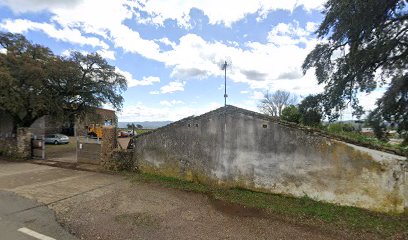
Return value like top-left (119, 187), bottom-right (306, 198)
top-left (45, 137), bottom-right (76, 158)
top-left (330, 130), bottom-right (408, 155)
top-left (135, 129), bottom-right (152, 135)
top-left (127, 172), bottom-right (408, 238)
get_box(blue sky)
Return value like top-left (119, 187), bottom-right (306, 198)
top-left (0, 0), bottom-right (381, 121)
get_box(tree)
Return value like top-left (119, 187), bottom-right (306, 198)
top-left (258, 90), bottom-right (298, 117)
top-left (368, 75), bottom-right (408, 143)
top-left (302, 0), bottom-right (408, 124)
top-left (136, 124), bottom-right (143, 129)
top-left (281, 105), bottom-right (301, 124)
top-left (0, 32), bottom-right (127, 131)
top-left (298, 95), bottom-right (323, 127)
top-left (126, 123), bottom-right (135, 129)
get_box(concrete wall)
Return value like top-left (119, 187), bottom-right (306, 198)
top-left (133, 106), bottom-right (408, 213)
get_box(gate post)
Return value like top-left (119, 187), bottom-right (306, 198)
top-left (17, 127), bottom-right (32, 159)
top-left (101, 126), bottom-right (117, 165)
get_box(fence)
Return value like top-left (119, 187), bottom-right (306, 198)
top-left (31, 135), bottom-right (45, 159)
top-left (77, 136), bottom-right (102, 164)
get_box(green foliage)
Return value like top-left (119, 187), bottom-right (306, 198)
top-left (128, 172), bottom-right (408, 237)
top-left (298, 95), bottom-right (323, 126)
top-left (280, 105), bottom-right (301, 124)
top-left (367, 110), bottom-right (389, 141)
top-left (0, 32), bottom-right (127, 130)
top-left (135, 129), bottom-right (151, 135)
top-left (369, 75), bottom-right (408, 143)
top-left (302, 0), bottom-right (408, 124)
top-left (327, 123), bottom-right (355, 134)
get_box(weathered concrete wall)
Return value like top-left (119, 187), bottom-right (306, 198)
top-left (133, 106), bottom-right (408, 213)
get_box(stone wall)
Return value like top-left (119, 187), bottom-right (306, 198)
top-left (100, 126), bottom-right (117, 166)
top-left (0, 127), bottom-right (32, 159)
top-left (0, 110), bottom-right (13, 134)
top-left (132, 106), bottom-right (408, 213)
top-left (0, 136), bottom-right (17, 157)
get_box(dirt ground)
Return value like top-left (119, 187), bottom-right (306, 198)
top-left (0, 160), bottom-right (381, 240)
top-left (56, 182), bottom-right (378, 240)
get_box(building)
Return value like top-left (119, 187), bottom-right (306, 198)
top-left (0, 107), bottom-right (116, 137)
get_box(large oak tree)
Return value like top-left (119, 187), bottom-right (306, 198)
top-left (302, 0), bottom-right (408, 141)
top-left (0, 32), bottom-right (127, 131)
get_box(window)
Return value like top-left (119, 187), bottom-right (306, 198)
top-left (195, 124), bottom-right (199, 127)
top-left (262, 124), bottom-right (267, 128)
top-left (188, 124), bottom-right (191, 127)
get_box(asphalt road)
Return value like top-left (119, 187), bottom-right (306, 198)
top-left (0, 190), bottom-right (77, 240)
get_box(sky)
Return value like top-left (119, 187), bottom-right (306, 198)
top-left (0, 0), bottom-right (384, 122)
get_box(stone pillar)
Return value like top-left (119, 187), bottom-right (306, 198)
top-left (17, 127), bottom-right (32, 159)
top-left (101, 126), bottom-right (117, 165)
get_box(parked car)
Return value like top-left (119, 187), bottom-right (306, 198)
top-left (117, 131), bottom-right (129, 138)
top-left (127, 130), bottom-right (136, 136)
top-left (44, 134), bottom-right (69, 145)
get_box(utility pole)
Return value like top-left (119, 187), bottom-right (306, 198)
top-left (221, 60), bottom-right (230, 106)
top-left (224, 61), bottom-right (227, 106)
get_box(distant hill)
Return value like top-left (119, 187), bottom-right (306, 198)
top-left (118, 121), bottom-right (172, 129)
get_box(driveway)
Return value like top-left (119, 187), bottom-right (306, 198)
top-left (0, 160), bottom-right (375, 240)
top-left (0, 190), bottom-right (77, 240)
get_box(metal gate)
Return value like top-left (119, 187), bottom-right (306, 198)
top-left (76, 136), bottom-right (101, 164)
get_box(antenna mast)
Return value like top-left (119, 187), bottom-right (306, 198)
top-left (221, 60), bottom-right (231, 106)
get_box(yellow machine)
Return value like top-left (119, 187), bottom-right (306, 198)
top-left (88, 124), bottom-right (103, 138)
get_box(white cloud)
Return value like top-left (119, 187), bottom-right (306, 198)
top-left (110, 25), bottom-right (161, 60)
top-left (97, 49), bottom-right (116, 60)
top-left (159, 81), bottom-right (186, 94)
top-left (149, 91), bottom-right (160, 95)
top-left (160, 100), bottom-right (184, 107)
top-left (0, 0), bottom-right (328, 111)
top-left (154, 21), bottom-right (320, 95)
top-left (115, 68), bottom-right (160, 88)
top-left (251, 91), bottom-right (264, 100)
top-left (0, 19), bottom-right (109, 49)
top-left (267, 21), bottom-right (313, 46)
top-left (156, 37), bottom-right (176, 48)
top-left (118, 102), bottom-right (222, 122)
top-left (0, 0), bottom-right (81, 13)
top-left (134, 0), bottom-right (325, 27)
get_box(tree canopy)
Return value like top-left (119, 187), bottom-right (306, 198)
top-left (258, 90), bottom-right (298, 117)
top-left (280, 105), bottom-right (301, 124)
top-left (0, 32), bottom-right (127, 130)
top-left (302, 0), bottom-right (407, 126)
top-left (298, 94), bottom-right (323, 127)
